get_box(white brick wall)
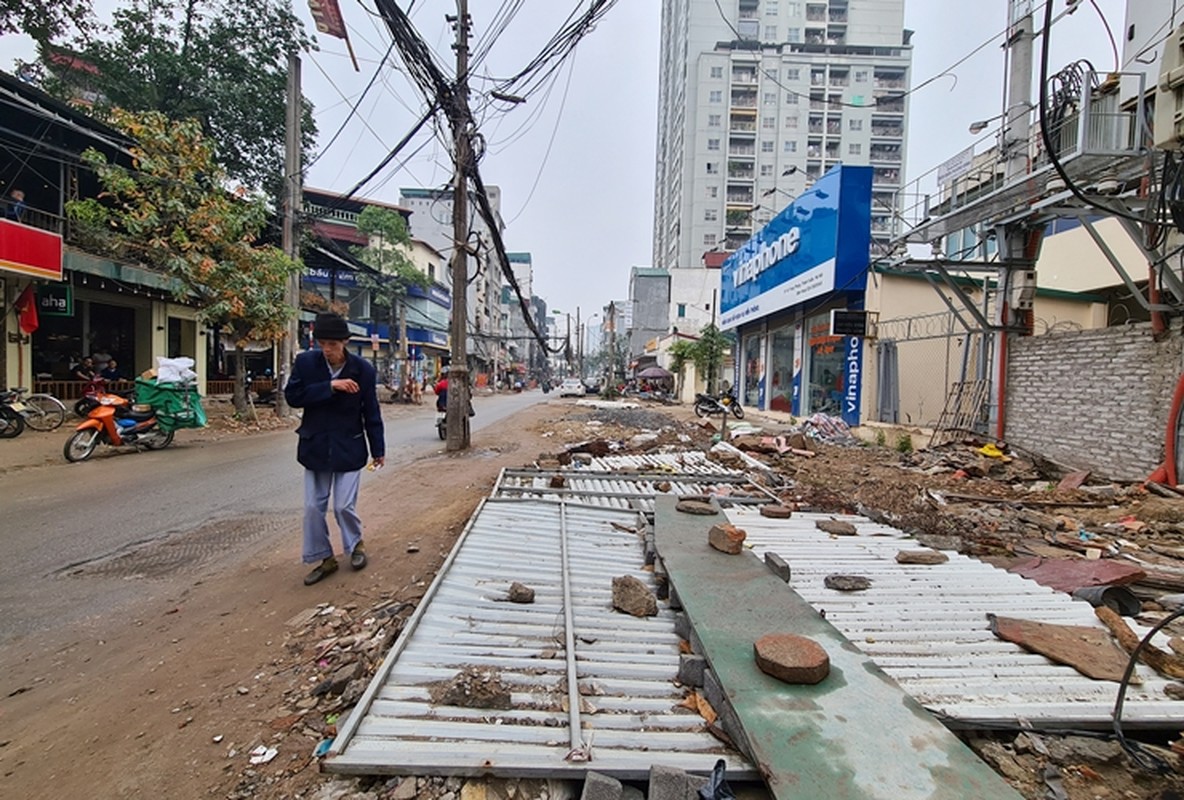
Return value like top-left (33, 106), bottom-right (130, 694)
top-left (1005, 322), bottom-right (1183, 482)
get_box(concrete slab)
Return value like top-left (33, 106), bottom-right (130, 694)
top-left (652, 496), bottom-right (1022, 800)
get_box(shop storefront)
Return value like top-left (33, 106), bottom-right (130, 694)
top-left (719, 165), bottom-right (873, 425)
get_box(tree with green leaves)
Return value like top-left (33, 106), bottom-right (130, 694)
top-left (692, 324), bottom-right (731, 395)
top-left (1, 1), bottom-right (90, 41)
top-left (41, 0), bottom-right (314, 192)
top-left (67, 109), bottom-right (301, 416)
top-left (350, 206), bottom-right (430, 399)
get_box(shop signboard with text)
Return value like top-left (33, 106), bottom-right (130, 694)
top-left (719, 166), bottom-right (872, 331)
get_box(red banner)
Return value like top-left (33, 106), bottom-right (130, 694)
top-left (13, 284), bottom-right (38, 334)
top-left (308, 0), bottom-right (348, 39)
top-left (0, 219), bottom-right (63, 281)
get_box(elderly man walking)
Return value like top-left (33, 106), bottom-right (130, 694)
top-left (284, 313), bottom-right (385, 585)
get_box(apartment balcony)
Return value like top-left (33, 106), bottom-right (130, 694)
top-left (827, 31), bottom-right (846, 46)
top-left (873, 167), bottom-right (901, 185)
top-left (806, 146), bottom-right (822, 158)
top-left (829, 77), bottom-right (849, 88)
top-left (871, 125), bottom-right (904, 138)
top-left (729, 143), bottom-right (756, 156)
top-left (826, 121), bottom-right (842, 134)
top-left (808, 99), bottom-right (827, 111)
top-left (876, 99), bottom-right (905, 114)
top-left (731, 98), bottom-right (757, 109)
top-left (829, 10), bottom-right (848, 23)
top-left (808, 122), bottom-right (824, 134)
top-left (810, 74), bottom-right (826, 87)
top-left (729, 118), bottom-right (756, 134)
top-left (726, 190), bottom-right (754, 204)
top-left (806, 9), bottom-right (827, 22)
top-left (870, 146), bottom-right (902, 163)
top-left (732, 71), bottom-right (758, 85)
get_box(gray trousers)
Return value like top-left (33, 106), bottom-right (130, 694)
top-left (303, 469), bottom-right (363, 563)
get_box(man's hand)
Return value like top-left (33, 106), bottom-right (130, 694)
top-left (331, 378), bottom-right (359, 393)
top-left (371, 456), bottom-right (385, 469)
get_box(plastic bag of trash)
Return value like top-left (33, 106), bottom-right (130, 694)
top-left (698, 759), bottom-right (736, 800)
top-left (155, 356), bottom-right (197, 384)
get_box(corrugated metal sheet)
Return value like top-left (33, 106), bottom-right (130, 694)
top-left (327, 498), bottom-right (750, 778)
top-left (729, 507), bottom-right (1181, 729)
top-left (493, 467), bottom-right (755, 513)
top-left (585, 452), bottom-right (744, 476)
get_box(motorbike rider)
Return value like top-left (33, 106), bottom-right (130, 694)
top-left (434, 370), bottom-right (449, 413)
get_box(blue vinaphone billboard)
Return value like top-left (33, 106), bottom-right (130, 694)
top-left (719, 165), bottom-right (872, 331)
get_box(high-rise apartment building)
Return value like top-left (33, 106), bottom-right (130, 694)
top-left (653, 0), bottom-right (912, 272)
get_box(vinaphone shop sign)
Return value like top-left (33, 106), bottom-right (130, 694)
top-left (719, 165), bottom-right (872, 331)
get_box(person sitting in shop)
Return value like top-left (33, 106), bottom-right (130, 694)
top-left (100, 359), bottom-right (123, 381)
top-left (72, 356), bottom-right (97, 382)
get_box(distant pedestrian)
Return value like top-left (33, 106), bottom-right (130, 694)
top-left (284, 313), bottom-right (385, 586)
top-left (5, 188), bottom-right (26, 221)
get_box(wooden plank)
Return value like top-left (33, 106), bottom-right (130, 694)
top-left (653, 495), bottom-right (1022, 800)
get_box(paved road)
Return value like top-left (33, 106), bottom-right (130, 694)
top-left (0, 390), bottom-right (546, 643)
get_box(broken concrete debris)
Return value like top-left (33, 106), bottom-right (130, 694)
top-left (758, 503), bottom-right (793, 519)
top-left (429, 667), bottom-right (514, 710)
top-left (824, 574), bottom-right (871, 591)
top-left (895, 549), bottom-right (949, 565)
top-left (611, 575), bottom-right (658, 617)
top-left (675, 499), bottom-right (718, 516)
top-left (707, 523), bottom-right (746, 555)
top-left (815, 519), bottom-right (858, 536)
top-left (753, 633), bottom-right (830, 684)
top-left (507, 582), bottom-right (536, 604)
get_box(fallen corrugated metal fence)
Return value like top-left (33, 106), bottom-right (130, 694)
top-left (326, 495), bottom-right (751, 778)
top-left (729, 507), bottom-right (1181, 729)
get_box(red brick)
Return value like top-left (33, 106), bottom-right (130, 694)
top-left (708, 523), bottom-right (746, 554)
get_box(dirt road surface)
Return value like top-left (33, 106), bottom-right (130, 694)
top-left (0, 393), bottom-right (562, 799)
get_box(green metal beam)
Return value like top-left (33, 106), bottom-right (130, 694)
top-left (653, 496), bottom-right (1022, 800)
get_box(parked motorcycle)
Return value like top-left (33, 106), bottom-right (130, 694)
top-left (64, 386), bottom-right (174, 462)
top-left (693, 389), bottom-right (745, 420)
top-left (0, 404), bottom-right (25, 438)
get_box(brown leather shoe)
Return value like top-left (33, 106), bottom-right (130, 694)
top-left (303, 557), bottom-right (338, 586)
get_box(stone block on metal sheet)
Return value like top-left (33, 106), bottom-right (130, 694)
top-left (612, 575), bottom-right (658, 617)
top-left (764, 552), bottom-right (791, 582)
top-left (824, 574), bottom-right (871, 591)
top-left (507, 582), bottom-right (535, 604)
top-left (708, 523), bottom-right (746, 554)
top-left (895, 549), bottom-right (949, 565)
top-left (753, 633), bottom-right (830, 685)
top-left (675, 499), bottom-right (718, 515)
top-left (759, 503), bottom-right (793, 519)
top-left (580, 771), bottom-right (622, 800)
top-left (678, 653), bottom-right (706, 687)
top-left (816, 519), bottom-right (857, 536)
top-left (648, 764), bottom-right (705, 800)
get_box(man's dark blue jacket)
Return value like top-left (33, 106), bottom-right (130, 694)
top-left (285, 349), bottom-right (385, 473)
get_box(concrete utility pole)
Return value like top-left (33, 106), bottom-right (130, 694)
top-left (277, 51), bottom-right (302, 418)
top-left (446, 0), bottom-right (471, 451)
top-left (989, 0), bottom-right (1039, 439)
top-left (607, 301), bottom-right (616, 391)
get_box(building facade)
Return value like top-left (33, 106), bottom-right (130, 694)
top-left (399, 186), bottom-right (506, 384)
top-left (653, 0), bottom-right (912, 271)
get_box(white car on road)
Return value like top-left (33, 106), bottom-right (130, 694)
top-left (558, 379), bottom-right (586, 397)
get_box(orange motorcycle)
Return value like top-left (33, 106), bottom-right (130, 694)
top-left (64, 386), bottom-right (174, 462)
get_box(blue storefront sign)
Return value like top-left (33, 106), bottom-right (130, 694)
top-left (304, 267), bottom-right (358, 287)
top-left (842, 335), bottom-right (862, 427)
top-left (407, 284), bottom-right (451, 308)
top-left (719, 166), bottom-right (872, 331)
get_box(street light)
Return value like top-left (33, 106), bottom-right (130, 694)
top-left (968, 102), bottom-right (1035, 135)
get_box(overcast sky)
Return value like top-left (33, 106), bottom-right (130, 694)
top-left (2, 0), bottom-right (1130, 320)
